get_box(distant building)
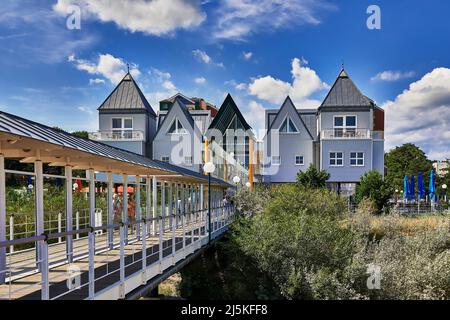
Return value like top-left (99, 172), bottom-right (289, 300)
top-left (263, 69), bottom-right (385, 195)
top-left (433, 160), bottom-right (449, 177)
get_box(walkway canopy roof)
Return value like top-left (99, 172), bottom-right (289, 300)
top-left (0, 111), bottom-right (230, 187)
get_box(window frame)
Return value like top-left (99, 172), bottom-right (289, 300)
top-left (350, 152), bottom-right (365, 167)
top-left (333, 115), bottom-right (357, 137)
top-left (112, 117), bottom-right (133, 139)
top-left (184, 156), bottom-right (193, 166)
top-left (279, 115), bottom-right (299, 134)
top-left (161, 156), bottom-right (170, 163)
top-left (329, 151), bottom-right (344, 167)
top-left (295, 155), bottom-right (305, 166)
top-left (167, 118), bottom-right (188, 135)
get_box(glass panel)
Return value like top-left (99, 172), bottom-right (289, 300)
top-left (337, 159), bottom-right (343, 166)
top-left (346, 116), bottom-right (356, 127)
top-left (350, 159), bottom-right (357, 166)
top-left (112, 118), bottom-right (122, 129)
top-left (168, 120), bottom-right (176, 134)
top-left (350, 152), bottom-right (356, 158)
top-left (358, 152), bottom-right (364, 158)
top-left (289, 119), bottom-right (298, 133)
top-left (334, 117), bottom-right (344, 127)
top-left (124, 119), bottom-right (133, 128)
top-left (280, 119), bottom-right (288, 132)
top-left (358, 159), bottom-right (364, 165)
top-left (330, 159), bottom-right (336, 165)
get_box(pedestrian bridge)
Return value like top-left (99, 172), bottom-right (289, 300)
top-left (0, 111), bottom-right (235, 300)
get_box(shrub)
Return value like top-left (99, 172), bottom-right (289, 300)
top-left (296, 165), bottom-right (330, 189)
top-left (355, 171), bottom-right (392, 214)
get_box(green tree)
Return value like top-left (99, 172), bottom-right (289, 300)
top-left (355, 171), bottom-right (392, 214)
top-left (385, 143), bottom-right (432, 192)
top-left (296, 164), bottom-right (330, 189)
top-left (72, 131), bottom-right (89, 139)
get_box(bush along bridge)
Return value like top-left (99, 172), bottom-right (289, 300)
top-left (0, 111), bottom-right (235, 300)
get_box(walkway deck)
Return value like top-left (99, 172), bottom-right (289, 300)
top-left (0, 219), bottom-right (225, 300)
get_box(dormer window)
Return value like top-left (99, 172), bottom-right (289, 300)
top-left (279, 117), bottom-right (298, 133)
top-left (112, 118), bottom-right (133, 139)
top-left (334, 116), bottom-right (356, 137)
top-left (168, 118), bottom-right (187, 134)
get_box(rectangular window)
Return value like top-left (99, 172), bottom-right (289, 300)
top-left (161, 156), bottom-right (170, 163)
top-left (295, 155), bottom-right (304, 166)
top-left (112, 118), bottom-right (133, 139)
top-left (330, 152), bottom-right (343, 166)
top-left (350, 152), bottom-right (364, 166)
top-left (333, 116), bottom-right (357, 137)
top-left (272, 156), bottom-right (281, 165)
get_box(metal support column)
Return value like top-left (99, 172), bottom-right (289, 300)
top-left (200, 184), bottom-right (204, 236)
top-left (152, 177), bottom-right (157, 236)
top-left (107, 172), bottom-right (114, 250)
top-left (122, 174), bottom-right (128, 244)
top-left (65, 165), bottom-right (73, 263)
top-left (35, 160), bottom-right (44, 271)
top-left (0, 154), bottom-right (6, 284)
top-left (135, 176), bottom-right (141, 241)
top-left (182, 184), bottom-right (186, 251)
top-left (89, 169), bottom-right (96, 250)
top-left (159, 181), bottom-right (165, 264)
top-left (146, 176), bottom-right (151, 236)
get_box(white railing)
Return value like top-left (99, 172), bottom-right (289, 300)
top-left (88, 130), bottom-right (145, 142)
top-left (321, 129), bottom-right (384, 140)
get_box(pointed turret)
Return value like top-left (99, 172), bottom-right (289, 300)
top-left (98, 73), bottom-right (156, 117)
top-left (320, 69), bottom-right (373, 108)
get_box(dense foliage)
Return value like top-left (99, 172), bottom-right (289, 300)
top-left (355, 171), bottom-right (393, 214)
top-left (385, 143), bottom-right (432, 191)
top-left (296, 164), bottom-right (331, 189)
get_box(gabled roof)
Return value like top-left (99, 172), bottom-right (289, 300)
top-left (160, 93), bottom-right (195, 105)
top-left (320, 69), bottom-right (374, 108)
top-left (266, 96), bottom-right (314, 140)
top-left (98, 73), bottom-right (156, 117)
top-left (208, 94), bottom-right (252, 135)
top-left (155, 98), bottom-right (195, 137)
top-left (0, 111), bottom-right (231, 186)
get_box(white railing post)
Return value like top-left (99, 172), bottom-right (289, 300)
top-left (182, 184), bottom-right (186, 254)
top-left (135, 176), bottom-right (141, 241)
top-left (119, 224), bottom-right (125, 299)
top-left (65, 165), bottom-right (73, 262)
top-left (75, 210), bottom-right (80, 239)
top-left (40, 239), bottom-right (49, 300)
top-left (170, 183), bottom-right (176, 262)
top-left (200, 184), bottom-right (204, 237)
top-left (168, 183), bottom-right (173, 231)
top-left (0, 154), bottom-right (6, 284)
top-left (159, 181), bottom-right (165, 269)
top-left (152, 177), bottom-right (157, 236)
top-left (141, 218), bottom-right (147, 276)
top-left (57, 212), bottom-right (62, 243)
top-left (9, 215), bottom-right (14, 254)
top-left (88, 169), bottom-right (96, 251)
top-left (107, 172), bottom-right (114, 250)
top-left (146, 176), bottom-right (151, 236)
top-left (88, 229), bottom-right (95, 299)
top-left (122, 174), bottom-right (128, 245)
top-left (35, 160), bottom-right (44, 271)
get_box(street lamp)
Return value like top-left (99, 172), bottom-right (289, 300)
top-left (246, 182), bottom-right (251, 189)
top-left (203, 162), bottom-right (215, 243)
top-left (442, 184), bottom-right (447, 202)
top-left (233, 176), bottom-right (241, 193)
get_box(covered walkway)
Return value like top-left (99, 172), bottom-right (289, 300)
top-left (0, 111), bottom-right (233, 300)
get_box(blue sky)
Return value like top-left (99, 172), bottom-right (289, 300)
top-left (1, 0), bottom-right (450, 159)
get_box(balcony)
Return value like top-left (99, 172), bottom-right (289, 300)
top-left (321, 129), bottom-right (384, 140)
top-left (89, 130), bottom-right (145, 142)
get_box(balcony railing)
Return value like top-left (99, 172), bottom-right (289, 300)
top-left (89, 130), bottom-right (145, 142)
top-left (321, 129), bottom-right (384, 140)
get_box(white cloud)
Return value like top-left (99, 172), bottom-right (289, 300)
top-left (242, 51), bottom-right (253, 60)
top-left (235, 83), bottom-right (247, 91)
top-left (69, 53), bottom-right (140, 84)
top-left (89, 78), bottom-right (105, 85)
top-left (248, 57), bottom-right (329, 107)
top-left (145, 67), bottom-right (180, 111)
top-left (372, 70), bottom-right (415, 82)
top-left (192, 49), bottom-right (224, 68)
top-left (243, 100), bottom-right (266, 138)
top-left (194, 77), bottom-right (207, 84)
top-left (383, 68), bottom-right (450, 160)
top-left (53, 0), bottom-right (206, 36)
top-left (78, 106), bottom-right (94, 115)
top-left (212, 0), bottom-right (334, 40)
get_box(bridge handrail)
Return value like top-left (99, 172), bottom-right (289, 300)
top-left (0, 205), bottom-right (230, 249)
